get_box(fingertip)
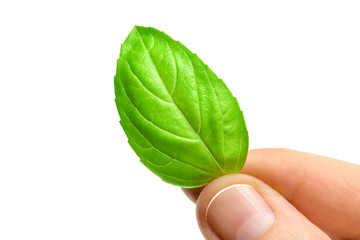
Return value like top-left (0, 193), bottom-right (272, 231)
top-left (196, 174), bottom-right (273, 240)
top-left (196, 173), bottom-right (329, 240)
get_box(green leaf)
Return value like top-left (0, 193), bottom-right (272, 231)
top-left (114, 26), bottom-right (248, 188)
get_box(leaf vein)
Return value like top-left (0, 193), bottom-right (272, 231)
top-left (235, 131), bottom-right (246, 170)
top-left (224, 108), bottom-right (238, 136)
top-left (119, 80), bottom-right (198, 141)
top-left (142, 160), bottom-right (212, 183)
top-left (204, 65), bottom-right (226, 170)
top-left (164, 40), bottom-right (177, 96)
top-left (125, 58), bottom-right (171, 104)
top-left (122, 111), bottom-right (214, 175)
top-left (181, 49), bottom-right (202, 134)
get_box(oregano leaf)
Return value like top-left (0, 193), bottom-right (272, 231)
top-left (114, 26), bottom-right (248, 188)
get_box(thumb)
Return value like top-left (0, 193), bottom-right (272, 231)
top-left (195, 174), bottom-right (330, 240)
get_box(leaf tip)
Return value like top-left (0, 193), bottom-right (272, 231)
top-left (132, 25), bottom-right (149, 32)
top-left (133, 25), bottom-right (143, 29)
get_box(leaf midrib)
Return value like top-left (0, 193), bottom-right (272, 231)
top-left (135, 27), bottom-right (225, 174)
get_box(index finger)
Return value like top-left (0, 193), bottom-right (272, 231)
top-left (241, 148), bottom-right (360, 240)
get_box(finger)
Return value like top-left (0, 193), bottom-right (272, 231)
top-left (182, 186), bottom-right (203, 204)
top-left (196, 174), bottom-right (330, 240)
top-left (241, 148), bottom-right (360, 239)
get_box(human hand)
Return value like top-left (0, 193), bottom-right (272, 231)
top-left (183, 148), bottom-right (360, 240)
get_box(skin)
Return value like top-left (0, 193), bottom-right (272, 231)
top-left (183, 148), bottom-right (360, 240)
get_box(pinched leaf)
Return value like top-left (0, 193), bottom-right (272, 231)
top-left (114, 26), bottom-right (248, 188)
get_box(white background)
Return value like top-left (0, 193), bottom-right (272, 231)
top-left (1, 1), bottom-right (359, 239)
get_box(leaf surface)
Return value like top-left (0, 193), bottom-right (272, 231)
top-left (114, 26), bottom-right (248, 188)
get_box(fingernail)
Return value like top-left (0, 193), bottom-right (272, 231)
top-left (205, 184), bottom-right (275, 240)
